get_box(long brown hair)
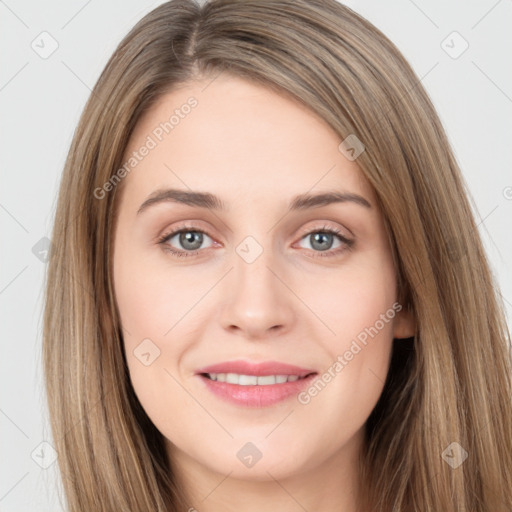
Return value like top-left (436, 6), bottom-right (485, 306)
top-left (43, 0), bottom-right (512, 510)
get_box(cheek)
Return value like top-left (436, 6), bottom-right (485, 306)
top-left (113, 242), bottom-right (211, 345)
top-left (297, 249), bottom-right (397, 416)
top-left (113, 252), bottom-right (199, 437)
top-left (112, 241), bottom-right (222, 418)
top-left (308, 248), bottom-right (397, 344)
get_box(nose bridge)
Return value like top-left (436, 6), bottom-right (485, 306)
top-left (232, 233), bottom-right (279, 300)
top-left (218, 231), bottom-right (295, 335)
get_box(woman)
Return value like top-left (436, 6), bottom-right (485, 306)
top-left (43, 0), bottom-right (512, 510)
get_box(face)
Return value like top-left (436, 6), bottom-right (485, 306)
top-left (112, 75), bottom-right (413, 486)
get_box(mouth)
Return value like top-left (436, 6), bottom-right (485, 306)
top-left (195, 360), bottom-right (318, 407)
top-left (200, 372), bottom-right (316, 385)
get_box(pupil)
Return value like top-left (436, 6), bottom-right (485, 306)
top-left (311, 232), bottom-right (332, 251)
top-left (180, 231), bottom-right (203, 250)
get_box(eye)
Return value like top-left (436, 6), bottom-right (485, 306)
top-left (156, 224), bottom-right (215, 258)
top-left (156, 223), bottom-right (354, 259)
top-left (296, 225), bottom-right (354, 258)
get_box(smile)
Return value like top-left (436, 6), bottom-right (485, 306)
top-left (203, 372), bottom-right (309, 385)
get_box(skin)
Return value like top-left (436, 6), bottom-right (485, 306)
top-left (112, 74), bottom-right (414, 512)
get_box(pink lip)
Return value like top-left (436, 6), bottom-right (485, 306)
top-left (195, 359), bottom-right (316, 377)
top-left (195, 360), bottom-right (317, 408)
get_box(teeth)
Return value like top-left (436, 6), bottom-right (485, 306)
top-left (206, 373), bottom-right (303, 385)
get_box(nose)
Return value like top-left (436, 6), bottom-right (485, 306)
top-left (218, 243), bottom-right (296, 339)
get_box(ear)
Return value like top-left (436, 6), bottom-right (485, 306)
top-left (392, 305), bottom-right (415, 339)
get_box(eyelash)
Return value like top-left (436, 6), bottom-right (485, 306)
top-left (156, 223), bottom-right (354, 259)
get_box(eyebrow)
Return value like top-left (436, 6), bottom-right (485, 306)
top-left (136, 188), bottom-right (371, 215)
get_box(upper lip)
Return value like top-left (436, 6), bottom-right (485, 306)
top-left (196, 360), bottom-right (317, 378)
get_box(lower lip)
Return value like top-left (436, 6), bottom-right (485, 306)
top-left (197, 374), bottom-right (317, 407)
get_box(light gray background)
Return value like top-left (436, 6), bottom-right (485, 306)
top-left (1, 0), bottom-right (511, 510)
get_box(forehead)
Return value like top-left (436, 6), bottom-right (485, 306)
top-left (119, 75), bottom-right (374, 210)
